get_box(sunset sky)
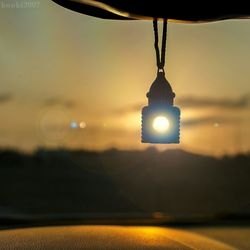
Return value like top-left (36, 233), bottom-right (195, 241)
top-left (0, 1), bottom-right (250, 156)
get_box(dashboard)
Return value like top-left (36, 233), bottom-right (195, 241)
top-left (0, 225), bottom-right (249, 249)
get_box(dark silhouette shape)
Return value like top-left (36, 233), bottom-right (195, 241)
top-left (51, 0), bottom-right (250, 22)
top-left (0, 148), bottom-right (249, 218)
top-left (0, 93), bottom-right (12, 104)
top-left (141, 71), bottom-right (180, 143)
top-left (147, 71), bottom-right (175, 106)
top-left (141, 19), bottom-right (180, 144)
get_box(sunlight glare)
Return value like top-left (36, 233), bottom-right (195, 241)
top-left (152, 116), bottom-right (169, 133)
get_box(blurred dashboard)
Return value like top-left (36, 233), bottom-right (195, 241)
top-left (0, 225), bottom-right (249, 249)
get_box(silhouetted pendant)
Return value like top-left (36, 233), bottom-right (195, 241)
top-left (141, 71), bottom-right (180, 144)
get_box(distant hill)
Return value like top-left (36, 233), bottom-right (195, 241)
top-left (0, 148), bottom-right (249, 217)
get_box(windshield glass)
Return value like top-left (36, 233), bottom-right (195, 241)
top-left (0, 1), bottom-right (250, 223)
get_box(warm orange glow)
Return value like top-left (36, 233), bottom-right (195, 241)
top-left (0, 7), bottom-right (249, 156)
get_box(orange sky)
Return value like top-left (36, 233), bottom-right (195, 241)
top-left (0, 1), bottom-right (250, 156)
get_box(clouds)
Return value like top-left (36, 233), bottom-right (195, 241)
top-left (0, 94), bottom-right (77, 109)
top-left (43, 97), bottom-right (75, 109)
top-left (113, 94), bottom-right (250, 115)
top-left (0, 93), bottom-right (13, 104)
top-left (177, 94), bottom-right (250, 109)
top-left (181, 116), bottom-right (239, 128)
top-left (113, 103), bottom-right (141, 115)
top-left (111, 94), bottom-right (250, 128)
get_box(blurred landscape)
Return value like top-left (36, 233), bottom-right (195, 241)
top-left (0, 148), bottom-right (249, 219)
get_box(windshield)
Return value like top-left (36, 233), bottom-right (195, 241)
top-left (0, 1), bottom-right (250, 224)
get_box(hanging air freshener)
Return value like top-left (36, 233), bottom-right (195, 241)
top-left (141, 19), bottom-right (180, 144)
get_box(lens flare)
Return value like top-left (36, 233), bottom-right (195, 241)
top-left (152, 116), bottom-right (169, 133)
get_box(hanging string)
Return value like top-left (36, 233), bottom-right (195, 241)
top-left (153, 18), bottom-right (168, 71)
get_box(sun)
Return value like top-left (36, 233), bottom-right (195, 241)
top-left (152, 116), bottom-right (169, 133)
